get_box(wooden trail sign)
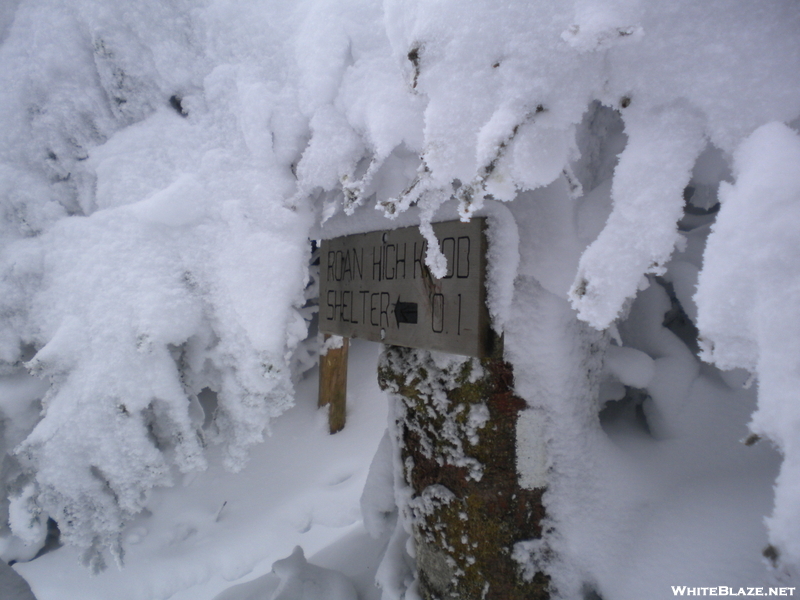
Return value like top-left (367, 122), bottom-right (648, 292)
top-left (319, 218), bottom-right (491, 358)
top-left (317, 219), bottom-right (491, 434)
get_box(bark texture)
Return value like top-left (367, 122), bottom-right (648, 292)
top-left (378, 341), bottom-right (549, 600)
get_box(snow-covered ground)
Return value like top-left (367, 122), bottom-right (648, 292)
top-left (15, 340), bottom-right (388, 600)
top-left (10, 332), bottom-right (786, 600)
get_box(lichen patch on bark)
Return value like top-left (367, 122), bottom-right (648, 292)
top-left (378, 343), bottom-right (549, 600)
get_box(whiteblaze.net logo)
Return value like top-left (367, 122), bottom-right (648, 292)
top-left (671, 587), bottom-right (796, 596)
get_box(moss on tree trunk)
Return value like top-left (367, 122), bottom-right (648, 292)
top-left (378, 341), bottom-right (549, 600)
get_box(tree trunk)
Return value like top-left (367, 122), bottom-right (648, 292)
top-left (378, 339), bottom-right (549, 600)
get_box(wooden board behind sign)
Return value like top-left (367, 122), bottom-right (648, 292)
top-left (319, 219), bottom-right (490, 357)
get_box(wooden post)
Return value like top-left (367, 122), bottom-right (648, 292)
top-left (318, 335), bottom-right (349, 434)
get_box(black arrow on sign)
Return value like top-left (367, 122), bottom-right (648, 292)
top-left (395, 299), bottom-right (418, 326)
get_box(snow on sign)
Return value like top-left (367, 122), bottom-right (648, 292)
top-left (319, 219), bottom-right (491, 357)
